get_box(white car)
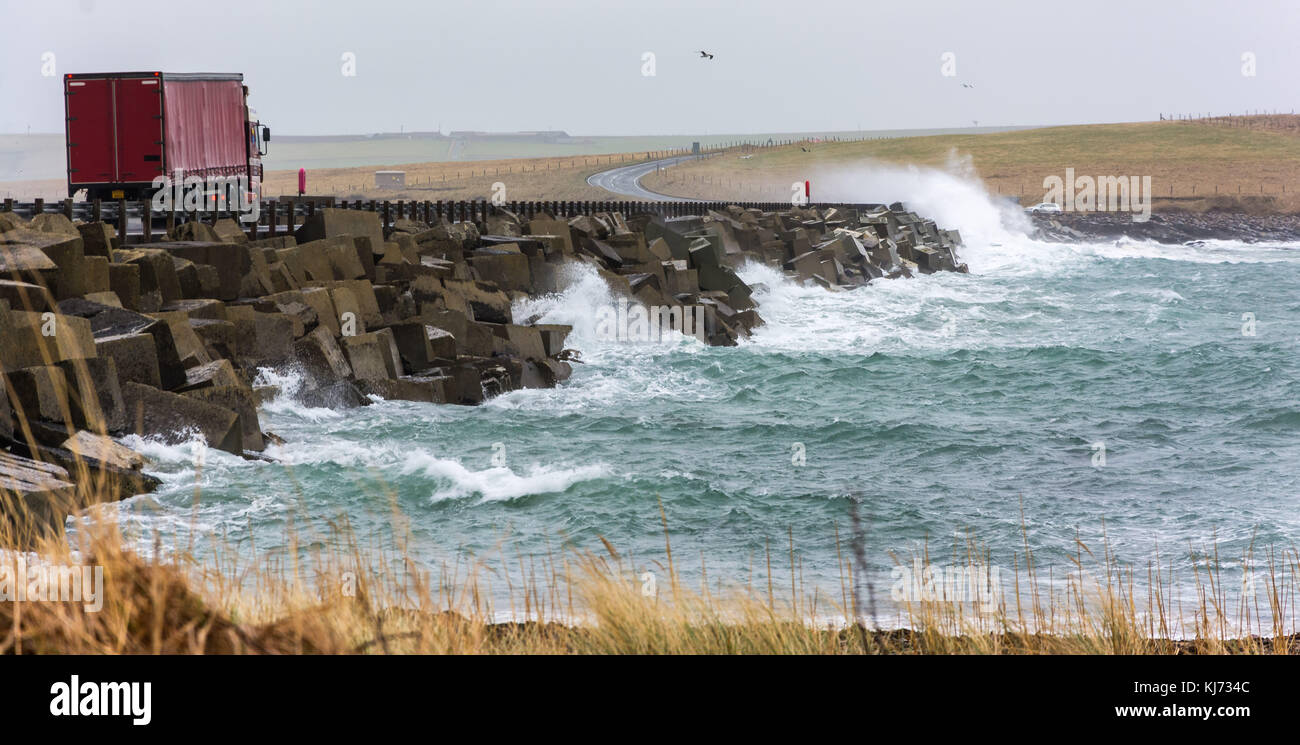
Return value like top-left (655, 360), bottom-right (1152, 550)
top-left (1026, 202), bottom-right (1062, 214)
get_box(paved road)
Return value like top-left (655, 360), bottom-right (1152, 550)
top-left (586, 155), bottom-right (702, 202)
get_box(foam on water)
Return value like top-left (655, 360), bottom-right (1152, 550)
top-left (253, 367), bottom-right (345, 422)
top-left (513, 263), bottom-right (617, 353)
top-left (400, 453), bottom-right (611, 503)
top-left (117, 432), bottom-right (254, 485)
top-left (1081, 236), bottom-right (1300, 264)
top-left (737, 259), bottom-right (1038, 356)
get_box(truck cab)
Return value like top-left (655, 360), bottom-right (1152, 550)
top-left (246, 108), bottom-right (270, 205)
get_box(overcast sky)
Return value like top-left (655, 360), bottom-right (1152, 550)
top-left (1, 0), bottom-right (1296, 136)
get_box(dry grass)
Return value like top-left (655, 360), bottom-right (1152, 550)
top-left (2, 474), bottom-right (1297, 654)
top-left (641, 117), bottom-right (1300, 213)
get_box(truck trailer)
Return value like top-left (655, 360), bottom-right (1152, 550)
top-left (63, 71), bottom-right (269, 202)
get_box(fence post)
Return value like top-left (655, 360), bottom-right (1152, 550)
top-left (117, 198), bottom-right (128, 241)
top-left (142, 198), bottom-right (152, 242)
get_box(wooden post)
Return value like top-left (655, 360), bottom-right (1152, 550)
top-left (63, 198), bottom-right (73, 220)
top-left (142, 198), bottom-right (152, 242)
top-left (382, 201), bottom-right (391, 231)
top-left (117, 198), bottom-right (128, 241)
top-left (269, 201), bottom-right (278, 236)
top-left (92, 198), bottom-right (102, 223)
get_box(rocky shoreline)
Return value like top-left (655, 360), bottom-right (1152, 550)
top-left (1031, 211), bottom-right (1300, 244)
top-left (2, 200), bottom-right (964, 543)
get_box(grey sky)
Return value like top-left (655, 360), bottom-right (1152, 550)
top-left (1, 0), bottom-right (1296, 136)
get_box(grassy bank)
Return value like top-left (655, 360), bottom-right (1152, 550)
top-left (9, 118), bottom-right (1300, 211)
top-left (640, 117), bottom-right (1300, 213)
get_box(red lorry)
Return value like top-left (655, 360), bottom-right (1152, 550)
top-left (63, 71), bottom-right (269, 201)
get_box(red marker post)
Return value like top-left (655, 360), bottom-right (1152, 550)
top-left (298, 168), bottom-right (306, 197)
top-left (805, 180), bottom-right (811, 204)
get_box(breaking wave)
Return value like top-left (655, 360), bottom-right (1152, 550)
top-left (399, 454), bottom-right (611, 503)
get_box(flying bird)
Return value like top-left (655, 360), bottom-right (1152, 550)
top-left (698, 51), bottom-right (714, 59)
top-left (961, 83), bottom-right (975, 88)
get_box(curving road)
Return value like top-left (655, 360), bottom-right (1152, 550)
top-left (586, 155), bottom-right (702, 202)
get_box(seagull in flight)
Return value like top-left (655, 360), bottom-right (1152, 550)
top-left (961, 82), bottom-right (975, 88)
top-left (698, 50), bottom-right (715, 59)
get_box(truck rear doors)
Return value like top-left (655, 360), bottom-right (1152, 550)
top-left (66, 75), bottom-right (165, 196)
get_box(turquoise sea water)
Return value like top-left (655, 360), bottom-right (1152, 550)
top-left (100, 174), bottom-right (1300, 629)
